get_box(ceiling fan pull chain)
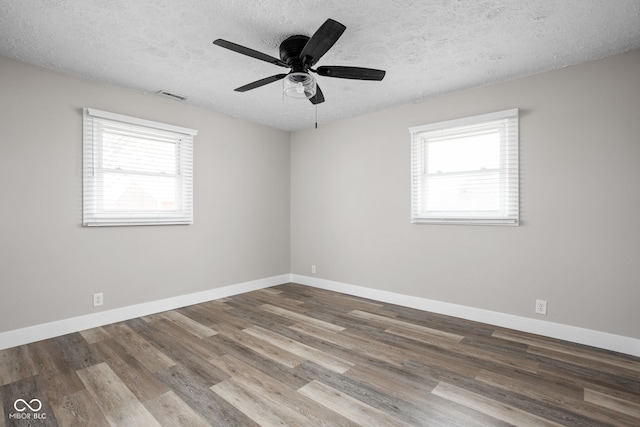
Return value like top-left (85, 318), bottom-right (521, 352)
top-left (315, 104), bottom-right (318, 129)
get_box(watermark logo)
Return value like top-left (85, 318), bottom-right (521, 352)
top-left (8, 398), bottom-right (47, 420)
top-left (14, 399), bottom-right (42, 412)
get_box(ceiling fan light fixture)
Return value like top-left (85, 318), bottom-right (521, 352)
top-left (213, 18), bottom-right (385, 106)
top-left (283, 72), bottom-right (316, 99)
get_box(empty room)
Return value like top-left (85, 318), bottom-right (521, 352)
top-left (1, 1), bottom-right (639, 426)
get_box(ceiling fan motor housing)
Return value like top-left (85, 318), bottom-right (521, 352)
top-left (279, 35), bottom-right (311, 72)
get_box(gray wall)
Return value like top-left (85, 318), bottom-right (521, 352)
top-left (2, 49), bottom-right (639, 341)
top-left (0, 55), bottom-right (291, 333)
top-left (291, 49), bottom-right (640, 339)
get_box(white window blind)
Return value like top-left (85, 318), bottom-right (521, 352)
top-left (410, 109), bottom-right (519, 225)
top-left (83, 108), bottom-right (197, 226)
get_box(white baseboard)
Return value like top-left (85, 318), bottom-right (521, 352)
top-left (291, 274), bottom-right (640, 358)
top-left (3, 273), bottom-right (639, 358)
top-left (0, 274), bottom-right (290, 351)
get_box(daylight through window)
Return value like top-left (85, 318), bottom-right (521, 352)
top-left (83, 108), bottom-right (196, 226)
top-left (410, 109), bottom-right (519, 225)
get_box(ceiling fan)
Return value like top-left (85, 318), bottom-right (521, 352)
top-left (213, 19), bottom-right (386, 105)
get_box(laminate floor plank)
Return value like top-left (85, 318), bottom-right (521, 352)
top-left (199, 299), bottom-right (232, 311)
top-left (495, 330), bottom-right (640, 373)
top-left (529, 345), bottom-right (640, 380)
top-left (461, 332), bottom-right (532, 358)
top-left (380, 300), bottom-right (498, 337)
top-left (289, 322), bottom-right (410, 367)
top-left (2, 375), bottom-right (60, 426)
top-left (243, 325), bottom-right (354, 373)
top-left (476, 369), bottom-right (640, 427)
top-left (52, 333), bottom-right (102, 371)
top-left (211, 357), bottom-right (345, 427)
top-left (293, 360), bottom-right (445, 426)
top-left (169, 303), bottom-right (229, 330)
top-left (212, 379), bottom-right (298, 426)
top-left (315, 313), bottom-right (504, 373)
top-left (584, 388), bottom-right (640, 419)
top-left (24, 339), bottom-right (85, 404)
top-left (582, 382), bottom-right (640, 406)
top-left (106, 323), bottom-right (176, 373)
top-left (129, 321), bottom-right (228, 386)
top-left (1, 282), bottom-right (639, 426)
top-left (249, 288), bottom-right (306, 308)
top-left (432, 381), bottom-right (565, 427)
top-left (432, 371), bottom-right (608, 427)
top-left (349, 309), bottom-right (465, 342)
top-left (293, 298), bottom-right (366, 321)
top-left (156, 311), bottom-right (217, 339)
top-left (213, 323), bottom-right (306, 369)
top-left (343, 362), bottom-right (438, 406)
top-left (386, 326), bottom-right (540, 373)
top-left (91, 339), bottom-right (168, 402)
top-left (144, 391), bottom-right (212, 427)
top-left (200, 308), bottom-right (254, 330)
top-left (148, 319), bottom-right (225, 361)
top-left (274, 284), bottom-right (388, 315)
top-left (211, 355), bottom-right (355, 427)
top-left (206, 334), bottom-right (311, 390)
top-left (475, 368), bottom-right (585, 404)
top-left (299, 308), bottom-right (385, 333)
top-left (76, 362), bottom-right (159, 427)
top-left (298, 380), bottom-right (410, 427)
top-left (384, 324), bottom-right (466, 346)
top-left (0, 346), bottom-right (38, 386)
top-left (175, 306), bottom-right (221, 329)
top-left (224, 305), bottom-right (298, 330)
top-left (261, 304), bottom-right (345, 332)
top-left (232, 295), bottom-right (310, 315)
top-left (224, 295), bottom-right (265, 308)
top-left (535, 356), bottom-right (640, 396)
top-left (49, 389), bottom-right (110, 427)
top-left (342, 362), bottom-right (507, 427)
top-left (78, 327), bottom-right (111, 345)
top-left (273, 322), bottom-right (421, 372)
top-left (154, 364), bottom-right (258, 427)
top-left (259, 287), bottom-right (283, 295)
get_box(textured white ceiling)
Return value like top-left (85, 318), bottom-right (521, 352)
top-left (1, 1), bottom-right (640, 131)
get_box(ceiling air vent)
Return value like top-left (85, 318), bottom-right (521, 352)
top-left (157, 90), bottom-right (187, 101)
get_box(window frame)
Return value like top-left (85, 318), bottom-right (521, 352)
top-left (410, 108), bottom-right (519, 226)
top-left (82, 108), bottom-right (197, 226)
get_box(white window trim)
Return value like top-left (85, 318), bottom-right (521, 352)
top-left (410, 108), bottom-right (519, 226)
top-left (86, 108), bottom-right (197, 136)
top-left (82, 108), bottom-right (197, 227)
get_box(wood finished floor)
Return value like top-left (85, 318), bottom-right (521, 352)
top-left (1, 283), bottom-right (639, 426)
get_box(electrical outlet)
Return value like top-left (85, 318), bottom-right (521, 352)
top-left (93, 292), bottom-right (104, 307)
top-left (311, 265), bottom-right (316, 274)
top-left (535, 299), bottom-right (547, 315)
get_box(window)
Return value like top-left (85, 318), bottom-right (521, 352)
top-left (410, 109), bottom-right (519, 225)
top-left (83, 108), bottom-right (196, 226)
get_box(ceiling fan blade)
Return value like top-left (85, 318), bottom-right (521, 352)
top-left (309, 84), bottom-right (325, 105)
top-left (235, 74), bottom-right (288, 92)
top-left (316, 66), bottom-right (386, 81)
top-left (300, 19), bottom-right (346, 67)
top-left (213, 39), bottom-right (289, 68)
